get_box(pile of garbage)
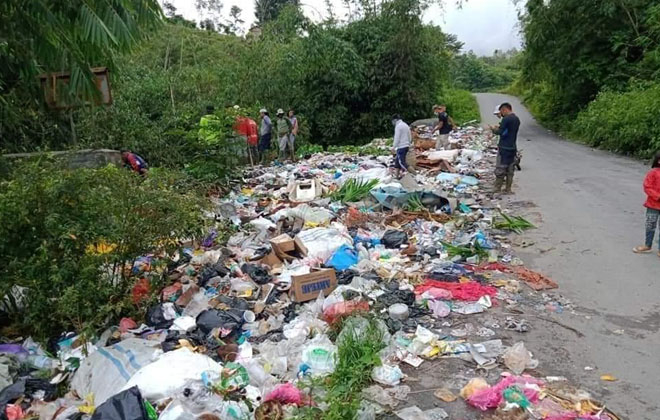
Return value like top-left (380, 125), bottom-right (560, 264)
top-left (0, 125), bottom-right (619, 420)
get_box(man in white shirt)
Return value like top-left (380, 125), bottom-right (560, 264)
top-left (391, 114), bottom-right (412, 178)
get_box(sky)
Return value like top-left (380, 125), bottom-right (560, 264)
top-left (163, 0), bottom-right (523, 56)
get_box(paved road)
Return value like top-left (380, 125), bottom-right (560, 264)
top-left (475, 93), bottom-right (660, 419)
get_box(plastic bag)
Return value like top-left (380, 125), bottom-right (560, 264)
top-left (301, 336), bottom-right (337, 376)
top-left (326, 245), bottom-right (359, 271)
top-left (428, 300), bottom-right (450, 318)
top-left (131, 278), bottom-right (150, 304)
top-left (71, 338), bottom-right (161, 406)
top-left (371, 364), bottom-right (403, 386)
top-left (264, 383), bottom-right (305, 406)
top-left (121, 348), bottom-right (221, 402)
top-left (503, 342), bottom-right (538, 375)
top-left (146, 303), bottom-right (179, 329)
top-left (241, 263), bottom-right (272, 285)
top-left (196, 309), bottom-right (243, 334)
top-left (91, 386), bottom-right (148, 420)
top-left (381, 230), bottom-right (408, 249)
top-left (323, 300), bottom-right (370, 325)
top-left (465, 375), bottom-right (543, 411)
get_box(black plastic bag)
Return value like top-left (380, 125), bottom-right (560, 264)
top-left (336, 269), bottom-right (358, 285)
top-left (198, 262), bottom-right (230, 287)
top-left (241, 263), bottom-right (272, 285)
top-left (146, 302), bottom-right (180, 329)
top-left (196, 309), bottom-right (243, 334)
top-left (91, 386), bottom-right (148, 420)
top-left (382, 230), bottom-right (408, 248)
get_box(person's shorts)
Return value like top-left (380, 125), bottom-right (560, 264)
top-left (279, 134), bottom-right (294, 151)
top-left (393, 147), bottom-right (409, 170)
top-left (258, 133), bottom-right (271, 152)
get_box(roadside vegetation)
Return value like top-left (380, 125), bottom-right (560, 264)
top-left (515, 0), bottom-right (660, 158)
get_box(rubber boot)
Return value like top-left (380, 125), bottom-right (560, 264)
top-left (493, 177), bottom-right (504, 193)
top-left (504, 174), bottom-right (514, 194)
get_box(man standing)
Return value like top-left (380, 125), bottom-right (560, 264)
top-left (432, 104), bottom-right (454, 150)
top-left (490, 103), bottom-right (521, 194)
top-left (391, 114), bottom-right (412, 178)
top-left (275, 108), bottom-right (293, 161)
top-left (287, 109), bottom-right (298, 162)
top-left (258, 108), bottom-right (272, 163)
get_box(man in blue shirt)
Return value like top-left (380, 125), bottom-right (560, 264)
top-left (490, 103), bottom-right (520, 194)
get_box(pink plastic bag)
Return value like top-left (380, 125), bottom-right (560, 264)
top-left (264, 383), bottom-right (306, 406)
top-left (119, 317), bottom-right (138, 333)
top-left (467, 375), bottom-right (543, 411)
top-left (323, 300), bottom-right (370, 325)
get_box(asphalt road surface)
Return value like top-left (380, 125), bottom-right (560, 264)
top-left (475, 93), bottom-right (660, 419)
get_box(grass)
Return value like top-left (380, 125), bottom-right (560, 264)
top-left (293, 316), bottom-right (387, 420)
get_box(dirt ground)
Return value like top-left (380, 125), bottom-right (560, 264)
top-left (380, 94), bottom-right (659, 420)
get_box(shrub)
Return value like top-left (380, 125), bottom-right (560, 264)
top-left (571, 82), bottom-right (660, 157)
top-left (440, 89), bottom-right (481, 125)
top-left (0, 161), bottom-right (210, 340)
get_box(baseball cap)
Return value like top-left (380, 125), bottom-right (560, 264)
top-left (277, 108), bottom-right (284, 115)
top-left (259, 108), bottom-right (267, 113)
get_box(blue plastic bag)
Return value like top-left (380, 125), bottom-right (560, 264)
top-left (326, 245), bottom-right (359, 271)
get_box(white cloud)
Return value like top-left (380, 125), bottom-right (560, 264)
top-left (162, 0), bottom-right (522, 55)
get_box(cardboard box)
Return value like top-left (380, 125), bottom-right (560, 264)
top-left (257, 251), bottom-right (282, 268)
top-left (290, 268), bottom-right (337, 302)
top-left (269, 234), bottom-right (308, 262)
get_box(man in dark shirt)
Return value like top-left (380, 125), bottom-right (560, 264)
top-left (432, 104), bottom-right (454, 149)
top-left (490, 103), bottom-right (520, 194)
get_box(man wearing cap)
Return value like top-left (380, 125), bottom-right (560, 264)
top-left (432, 104), bottom-right (454, 149)
top-left (489, 102), bottom-right (521, 194)
top-left (275, 108), bottom-right (293, 161)
top-left (258, 108), bottom-right (272, 163)
top-left (391, 114), bottom-right (412, 178)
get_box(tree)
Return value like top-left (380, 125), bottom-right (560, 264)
top-left (224, 6), bottom-right (245, 35)
top-left (255, 0), bottom-right (300, 25)
top-left (519, 0), bottom-right (660, 120)
top-left (0, 0), bottom-right (163, 99)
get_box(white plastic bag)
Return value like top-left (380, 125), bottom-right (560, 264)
top-left (503, 342), bottom-right (538, 375)
top-left (121, 347), bottom-right (221, 402)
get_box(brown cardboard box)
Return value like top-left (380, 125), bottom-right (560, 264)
top-left (269, 234), bottom-right (308, 262)
top-left (257, 251), bottom-right (282, 268)
top-left (290, 268), bottom-right (337, 302)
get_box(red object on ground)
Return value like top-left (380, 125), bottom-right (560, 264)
top-left (323, 300), bottom-right (370, 325)
top-left (511, 267), bottom-right (558, 290)
top-left (264, 383), bottom-right (307, 406)
top-left (415, 280), bottom-right (497, 302)
top-left (474, 262), bottom-right (511, 273)
top-left (6, 404), bottom-right (24, 420)
top-left (161, 282), bottom-right (183, 302)
top-left (234, 117), bottom-right (259, 146)
top-left (119, 317), bottom-right (138, 333)
top-left (131, 278), bottom-right (150, 304)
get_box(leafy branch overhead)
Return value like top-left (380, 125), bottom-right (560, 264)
top-left (0, 0), bottom-right (163, 100)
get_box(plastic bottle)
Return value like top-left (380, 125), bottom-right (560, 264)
top-left (26, 355), bottom-right (56, 370)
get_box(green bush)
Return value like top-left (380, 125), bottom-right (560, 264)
top-left (571, 82), bottom-right (660, 157)
top-left (0, 161), bottom-right (209, 339)
top-left (440, 89), bottom-right (481, 125)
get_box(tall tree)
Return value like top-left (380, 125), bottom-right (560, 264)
top-left (254, 0), bottom-right (300, 25)
top-left (0, 0), bottom-right (162, 99)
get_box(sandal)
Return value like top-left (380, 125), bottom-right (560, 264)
top-left (633, 246), bottom-right (652, 253)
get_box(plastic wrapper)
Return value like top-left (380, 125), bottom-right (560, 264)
top-left (465, 375), bottom-right (543, 411)
top-left (503, 342), bottom-right (538, 375)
